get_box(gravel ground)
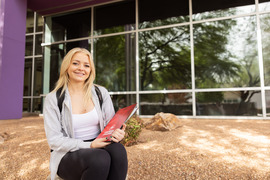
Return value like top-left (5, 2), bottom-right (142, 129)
top-left (0, 116), bottom-right (270, 180)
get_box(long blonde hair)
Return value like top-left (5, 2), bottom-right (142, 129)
top-left (53, 47), bottom-right (96, 104)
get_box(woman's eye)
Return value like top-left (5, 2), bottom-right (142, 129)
top-left (85, 65), bottom-right (90, 68)
top-left (72, 62), bottom-right (78, 65)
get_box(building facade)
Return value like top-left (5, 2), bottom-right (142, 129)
top-left (24, 10), bottom-right (44, 114)
top-left (2, 0), bottom-right (270, 119)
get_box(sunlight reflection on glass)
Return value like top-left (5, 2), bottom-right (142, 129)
top-left (194, 16), bottom-right (259, 89)
top-left (193, 3), bottom-right (255, 21)
top-left (259, 1), bottom-right (270, 11)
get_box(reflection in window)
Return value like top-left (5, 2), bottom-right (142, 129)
top-left (49, 44), bottom-right (64, 91)
top-left (47, 9), bottom-right (91, 43)
top-left (265, 91), bottom-right (270, 116)
top-left (140, 93), bottom-right (192, 115)
top-left (94, 0), bottom-right (135, 35)
top-left (23, 98), bottom-right (31, 112)
top-left (25, 35), bottom-right (33, 56)
top-left (196, 91), bottom-right (262, 116)
top-left (139, 26), bottom-right (191, 90)
top-left (36, 13), bottom-right (44, 32)
top-left (111, 94), bottom-right (136, 112)
top-left (35, 34), bottom-right (43, 55)
top-left (94, 34), bottom-right (136, 92)
top-left (192, 0), bottom-right (255, 21)
top-left (259, 0), bottom-right (270, 11)
top-left (260, 13), bottom-right (270, 86)
top-left (194, 16), bottom-right (259, 88)
top-left (34, 58), bottom-right (43, 96)
top-left (33, 98), bottom-right (43, 113)
top-left (139, 0), bottom-right (189, 29)
top-left (26, 10), bottom-right (34, 33)
top-left (24, 59), bottom-right (32, 96)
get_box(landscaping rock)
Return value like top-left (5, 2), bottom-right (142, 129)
top-left (0, 132), bottom-right (9, 144)
top-left (144, 112), bottom-right (182, 131)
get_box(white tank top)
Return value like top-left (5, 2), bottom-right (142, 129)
top-left (72, 107), bottom-right (100, 140)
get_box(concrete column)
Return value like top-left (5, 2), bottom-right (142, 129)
top-left (0, 0), bottom-right (27, 119)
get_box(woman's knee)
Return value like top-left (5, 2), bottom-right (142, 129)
top-left (81, 149), bottom-right (112, 180)
top-left (108, 142), bottom-right (126, 151)
top-left (87, 149), bottom-right (111, 169)
top-left (105, 143), bottom-right (127, 160)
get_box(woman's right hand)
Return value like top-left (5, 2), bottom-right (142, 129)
top-left (91, 138), bottom-right (111, 149)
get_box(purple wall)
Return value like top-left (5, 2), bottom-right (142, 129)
top-left (0, 0), bottom-right (27, 119)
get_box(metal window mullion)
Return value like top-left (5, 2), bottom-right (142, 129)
top-left (255, 0), bottom-right (267, 118)
top-left (42, 11), bottom-right (258, 47)
top-left (91, 6), bottom-right (94, 55)
top-left (135, 0), bottom-right (140, 115)
top-left (190, 0), bottom-right (196, 118)
top-left (30, 12), bottom-right (37, 113)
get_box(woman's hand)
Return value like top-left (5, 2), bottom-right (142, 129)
top-left (110, 124), bottom-right (126, 143)
top-left (91, 138), bottom-right (111, 149)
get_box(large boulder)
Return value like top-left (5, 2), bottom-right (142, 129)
top-left (144, 112), bottom-right (182, 131)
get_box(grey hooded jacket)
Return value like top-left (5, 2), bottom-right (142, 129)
top-left (43, 85), bottom-right (115, 180)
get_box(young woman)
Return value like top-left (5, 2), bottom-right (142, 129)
top-left (43, 47), bottom-right (128, 180)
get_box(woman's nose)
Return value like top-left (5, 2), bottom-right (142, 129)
top-left (78, 64), bottom-right (84, 70)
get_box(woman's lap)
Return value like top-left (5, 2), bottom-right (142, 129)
top-left (57, 143), bottom-right (128, 180)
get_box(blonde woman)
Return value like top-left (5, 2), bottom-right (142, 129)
top-left (43, 47), bottom-right (128, 180)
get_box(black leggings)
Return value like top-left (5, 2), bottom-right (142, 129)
top-left (57, 143), bottom-right (128, 180)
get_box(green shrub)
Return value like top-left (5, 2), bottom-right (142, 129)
top-left (121, 115), bottom-right (143, 146)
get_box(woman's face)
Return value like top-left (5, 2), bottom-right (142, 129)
top-left (67, 52), bottom-right (91, 84)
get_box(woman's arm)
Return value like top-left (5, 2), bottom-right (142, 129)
top-left (43, 92), bottom-right (91, 152)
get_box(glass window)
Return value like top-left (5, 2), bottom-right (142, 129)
top-left (35, 34), bottom-right (43, 55)
top-left (36, 13), bottom-right (44, 32)
top-left (266, 90), bottom-right (270, 117)
top-left (49, 44), bottom-right (64, 91)
top-left (94, 0), bottom-right (135, 35)
top-left (260, 13), bottom-right (270, 86)
top-left (23, 98), bottom-right (31, 112)
top-left (33, 98), bottom-right (43, 113)
top-left (46, 9), bottom-right (91, 43)
top-left (192, 0), bottom-right (255, 21)
top-left (140, 93), bottom-right (192, 115)
top-left (259, 0), bottom-right (270, 11)
top-left (139, 26), bottom-right (191, 90)
top-left (111, 94), bottom-right (136, 112)
top-left (48, 41), bottom-right (91, 91)
top-left (26, 10), bottom-right (34, 33)
top-left (25, 35), bottom-right (33, 56)
top-left (194, 16), bottom-right (260, 88)
top-left (196, 91), bottom-right (262, 116)
top-left (24, 59), bottom-right (32, 96)
top-left (94, 33), bottom-right (136, 91)
top-left (139, 0), bottom-right (189, 29)
top-left (34, 57), bottom-right (43, 96)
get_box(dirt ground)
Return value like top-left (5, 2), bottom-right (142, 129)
top-left (0, 116), bottom-right (270, 180)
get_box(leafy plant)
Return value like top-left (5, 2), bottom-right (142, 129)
top-left (121, 115), bottom-right (143, 146)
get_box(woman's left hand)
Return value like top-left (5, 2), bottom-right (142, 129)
top-left (110, 124), bottom-right (126, 143)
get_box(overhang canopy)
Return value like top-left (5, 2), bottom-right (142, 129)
top-left (27, 0), bottom-right (115, 16)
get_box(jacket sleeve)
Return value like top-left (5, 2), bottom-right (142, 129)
top-left (43, 92), bottom-right (91, 152)
top-left (99, 87), bottom-right (115, 126)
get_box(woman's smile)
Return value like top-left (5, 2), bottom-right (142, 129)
top-left (67, 52), bottom-right (91, 83)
